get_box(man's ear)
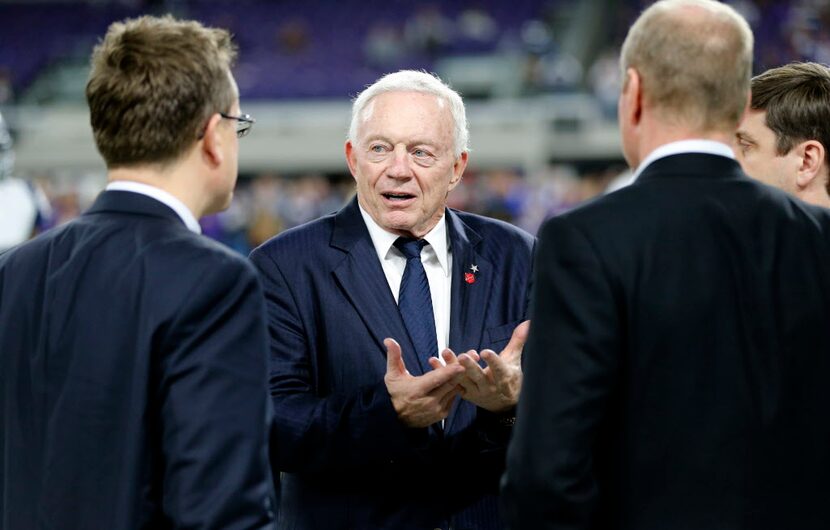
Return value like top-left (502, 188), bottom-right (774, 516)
top-left (621, 68), bottom-right (643, 128)
top-left (345, 140), bottom-right (358, 180)
top-left (201, 113), bottom-right (224, 168)
top-left (795, 140), bottom-right (825, 189)
top-left (448, 151), bottom-right (468, 192)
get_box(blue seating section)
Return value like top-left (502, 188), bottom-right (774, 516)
top-left (0, 0), bottom-right (546, 100)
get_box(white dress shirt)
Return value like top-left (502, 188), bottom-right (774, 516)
top-left (359, 204), bottom-right (452, 357)
top-left (631, 139), bottom-right (736, 182)
top-left (106, 181), bottom-right (202, 234)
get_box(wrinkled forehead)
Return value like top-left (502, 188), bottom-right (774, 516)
top-left (362, 90), bottom-right (446, 120)
top-left (357, 91), bottom-right (453, 142)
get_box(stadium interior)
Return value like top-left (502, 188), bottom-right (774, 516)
top-left (0, 0), bottom-right (827, 253)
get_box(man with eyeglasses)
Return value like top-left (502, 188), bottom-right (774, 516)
top-left (0, 15), bottom-right (276, 530)
top-left (201, 111), bottom-right (255, 140)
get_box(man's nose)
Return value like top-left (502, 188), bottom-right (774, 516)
top-left (386, 145), bottom-right (412, 179)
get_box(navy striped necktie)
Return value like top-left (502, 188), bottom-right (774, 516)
top-left (394, 237), bottom-right (437, 372)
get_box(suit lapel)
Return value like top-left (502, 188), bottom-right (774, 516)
top-left (445, 209), bottom-right (493, 433)
top-left (330, 198), bottom-right (425, 376)
top-left (446, 209), bottom-right (493, 362)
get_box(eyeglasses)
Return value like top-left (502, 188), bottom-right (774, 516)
top-left (220, 112), bottom-right (255, 138)
top-left (197, 112), bottom-right (256, 140)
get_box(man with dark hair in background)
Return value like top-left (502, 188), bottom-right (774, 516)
top-left (503, 1), bottom-right (830, 529)
top-left (736, 61), bottom-right (830, 208)
top-left (0, 16), bottom-right (276, 530)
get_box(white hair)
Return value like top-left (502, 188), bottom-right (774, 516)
top-left (348, 70), bottom-right (469, 157)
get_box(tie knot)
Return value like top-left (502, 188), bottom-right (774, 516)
top-left (394, 237), bottom-right (428, 260)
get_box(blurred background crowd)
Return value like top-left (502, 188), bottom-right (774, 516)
top-left (1, 0), bottom-right (827, 253)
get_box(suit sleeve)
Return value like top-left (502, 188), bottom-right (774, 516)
top-left (501, 216), bottom-right (621, 530)
top-left (250, 248), bottom-right (431, 475)
top-left (156, 256), bottom-right (277, 530)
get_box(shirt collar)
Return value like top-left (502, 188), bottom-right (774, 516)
top-left (358, 202), bottom-right (450, 275)
top-left (105, 180), bottom-right (202, 234)
top-left (632, 139), bottom-right (736, 181)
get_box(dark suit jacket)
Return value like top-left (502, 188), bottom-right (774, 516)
top-left (0, 190), bottom-right (277, 530)
top-left (250, 197), bottom-right (535, 530)
top-left (502, 153), bottom-right (830, 530)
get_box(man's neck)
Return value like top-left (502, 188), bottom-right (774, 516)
top-left (107, 165), bottom-right (203, 219)
top-left (802, 175), bottom-right (830, 209)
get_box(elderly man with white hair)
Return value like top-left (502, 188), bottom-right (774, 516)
top-left (251, 70), bottom-right (535, 530)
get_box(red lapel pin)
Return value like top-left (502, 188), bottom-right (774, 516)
top-left (465, 264), bottom-right (479, 284)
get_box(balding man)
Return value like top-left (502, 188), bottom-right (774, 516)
top-left (503, 1), bottom-right (830, 529)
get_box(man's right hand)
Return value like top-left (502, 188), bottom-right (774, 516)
top-left (383, 338), bottom-right (464, 428)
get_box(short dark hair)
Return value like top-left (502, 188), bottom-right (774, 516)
top-left (86, 15), bottom-right (237, 168)
top-left (751, 62), bottom-right (830, 160)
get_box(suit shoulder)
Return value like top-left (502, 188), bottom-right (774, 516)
top-left (1, 220), bottom-right (258, 300)
top-left (0, 221), bottom-right (77, 269)
top-left (543, 175), bottom-right (830, 244)
top-left (160, 230), bottom-right (257, 279)
top-left (781, 194), bottom-right (830, 236)
top-left (81, 216), bottom-right (260, 287)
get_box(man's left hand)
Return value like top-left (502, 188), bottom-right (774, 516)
top-left (429, 320), bottom-right (529, 413)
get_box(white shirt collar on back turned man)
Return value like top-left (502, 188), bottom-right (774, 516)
top-left (106, 180), bottom-right (202, 234)
top-left (632, 139), bottom-right (736, 182)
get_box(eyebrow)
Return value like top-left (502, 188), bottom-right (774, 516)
top-left (735, 131), bottom-right (756, 143)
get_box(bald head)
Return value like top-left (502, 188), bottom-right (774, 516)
top-left (621, 0), bottom-right (753, 133)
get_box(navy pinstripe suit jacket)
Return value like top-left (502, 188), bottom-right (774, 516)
top-left (251, 197), bottom-right (535, 530)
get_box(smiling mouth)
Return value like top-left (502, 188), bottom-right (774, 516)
top-left (382, 192), bottom-right (415, 201)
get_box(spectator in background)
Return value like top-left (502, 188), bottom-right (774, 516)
top-left (457, 5), bottom-right (498, 44)
top-left (276, 17), bottom-right (310, 55)
top-left (588, 48), bottom-right (623, 117)
top-left (736, 61), bottom-right (830, 208)
top-left (0, 68), bottom-right (14, 104)
top-left (503, 1), bottom-right (830, 528)
top-left (0, 15), bottom-right (276, 530)
top-left (0, 110), bottom-right (38, 251)
top-left (364, 22), bottom-right (406, 68)
top-left (405, 5), bottom-right (453, 59)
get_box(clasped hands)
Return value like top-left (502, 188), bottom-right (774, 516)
top-left (383, 320), bottom-right (529, 428)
